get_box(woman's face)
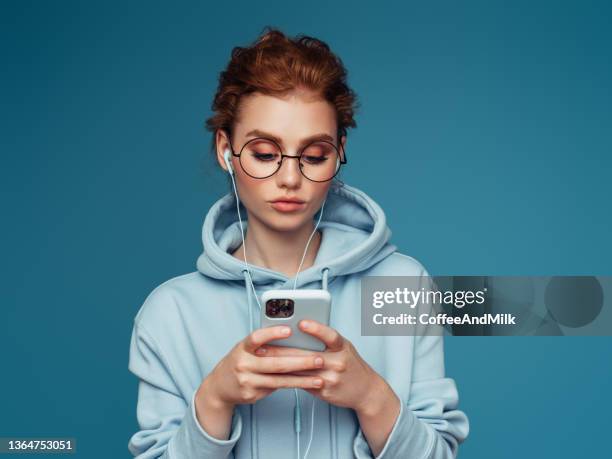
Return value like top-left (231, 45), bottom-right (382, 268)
top-left (216, 90), bottom-right (346, 233)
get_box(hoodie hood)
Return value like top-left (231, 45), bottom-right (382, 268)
top-left (196, 180), bottom-right (397, 290)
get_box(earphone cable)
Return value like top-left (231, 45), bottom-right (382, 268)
top-left (230, 167), bottom-right (262, 310)
top-left (293, 197), bottom-right (326, 290)
top-left (303, 396), bottom-right (316, 459)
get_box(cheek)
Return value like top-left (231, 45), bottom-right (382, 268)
top-left (233, 175), bottom-right (264, 212)
top-left (236, 172), bottom-right (265, 198)
top-left (309, 184), bottom-right (332, 207)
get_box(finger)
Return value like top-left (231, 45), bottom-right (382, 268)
top-left (255, 345), bottom-right (316, 357)
top-left (299, 320), bottom-right (344, 351)
top-left (244, 326), bottom-right (291, 353)
top-left (287, 369), bottom-right (319, 377)
top-left (254, 355), bottom-right (324, 374)
top-left (250, 373), bottom-right (324, 390)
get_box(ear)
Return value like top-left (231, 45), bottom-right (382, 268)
top-left (215, 129), bottom-right (233, 173)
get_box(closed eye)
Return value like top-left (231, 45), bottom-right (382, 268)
top-left (253, 152), bottom-right (278, 161)
top-left (302, 155), bottom-right (329, 165)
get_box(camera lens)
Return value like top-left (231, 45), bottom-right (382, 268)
top-left (265, 298), bottom-right (294, 318)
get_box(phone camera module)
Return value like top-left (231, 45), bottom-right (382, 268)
top-left (266, 299), bottom-right (294, 318)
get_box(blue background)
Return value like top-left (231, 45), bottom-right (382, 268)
top-left (1, 1), bottom-right (610, 457)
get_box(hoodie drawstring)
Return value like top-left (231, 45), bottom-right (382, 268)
top-left (321, 267), bottom-right (329, 291)
top-left (243, 269), bottom-right (259, 459)
top-left (244, 269), bottom-right (255, 335)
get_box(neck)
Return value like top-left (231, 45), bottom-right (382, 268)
top-left (231, 214), bottom-right (322, 279)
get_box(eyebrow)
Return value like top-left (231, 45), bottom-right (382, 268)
top-left (244, 129), bottom-right (336, 147)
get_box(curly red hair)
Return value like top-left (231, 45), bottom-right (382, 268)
top-left (205, 26), bottom-right (359, 152)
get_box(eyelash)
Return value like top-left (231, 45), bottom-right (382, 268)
top-left (252, 152), bottom-right (329, 164)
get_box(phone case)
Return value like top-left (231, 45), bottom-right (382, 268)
top-left (260, 289), bottom-right (332, 351)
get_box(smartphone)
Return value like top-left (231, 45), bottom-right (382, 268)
top-left (260, 289), bottom-right (332, 351)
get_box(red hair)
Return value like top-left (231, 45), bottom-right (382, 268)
top-left (205, 26), bottom-right (359, 152)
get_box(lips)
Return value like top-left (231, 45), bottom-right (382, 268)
top-left (270, 198), bottom-right (306, 212)
top-left (271, 196), bottom-right (304, 203)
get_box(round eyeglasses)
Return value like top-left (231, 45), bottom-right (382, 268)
top-left (228, 136), bottom-right (347, 182)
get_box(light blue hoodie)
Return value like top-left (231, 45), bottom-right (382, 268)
top-left (127, 180), bottom-right (469, 458)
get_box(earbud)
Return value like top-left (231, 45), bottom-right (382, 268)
top-left (223, 149), bottom-right (234, 176)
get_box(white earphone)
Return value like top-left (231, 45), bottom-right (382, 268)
top-left (223, 148), bottom-right (234, 176)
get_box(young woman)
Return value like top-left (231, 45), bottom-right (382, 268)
top-left (128, 28), bottom-right (469, 459)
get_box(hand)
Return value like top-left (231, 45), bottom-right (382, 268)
top-left (259, 321), bottom-right (401, 456)
top-left (194, 325), bottom-right (326, 440)
top-left (198, 325), bottom-right (325, 410)
top-left (256, 320), bottom-right (398, 417)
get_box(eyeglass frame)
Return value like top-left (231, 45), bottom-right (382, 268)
top-left (224, 130), bottom-right (348, 182)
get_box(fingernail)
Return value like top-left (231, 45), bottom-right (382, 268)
top-left (256, 348), bottom-right (267, 355)
top-left (313, 379), bottom-right (323, 388)
top-left (301, 321), bottom-right (310, 330)
top-left (314, 357), bottom-right (323, 367)
top-left (281, 327), bottom-right (291, 335)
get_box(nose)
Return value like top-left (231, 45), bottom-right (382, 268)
top-left (275, 155), bottom-right (302, 189)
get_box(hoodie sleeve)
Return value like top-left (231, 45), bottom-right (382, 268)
top-left (127, 321), bottom-right (242, 458)
top-left (353, 272), bottom-right (470, 459)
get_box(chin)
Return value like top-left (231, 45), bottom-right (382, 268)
top-left (264, 213), bottom-right (311, 233)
